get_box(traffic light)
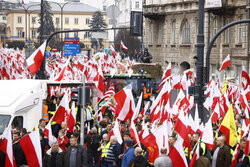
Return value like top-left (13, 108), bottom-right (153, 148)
top-left (22, 32), bottom-right (25, 38)
top-left (71, 87), bottom-right (90, 106)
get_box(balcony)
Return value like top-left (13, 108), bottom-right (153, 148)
top-left (144, 5), bottom-right (166, 20)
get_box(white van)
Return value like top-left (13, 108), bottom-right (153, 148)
top-left (0, 79), bottom-right (82, 134)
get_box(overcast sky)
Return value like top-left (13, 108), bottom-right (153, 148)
top-left (18, 0), bottom-right (103, 10)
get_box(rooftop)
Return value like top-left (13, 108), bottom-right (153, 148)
top-left (10, 1), bottom-right (104, 14)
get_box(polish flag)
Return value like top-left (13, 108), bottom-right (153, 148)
top-left (121, 40), bottom-right (128, 50)
top-left (158, 63), bottom-right (171, 89)
top-left (19, 130), bottom-right (42, 167)
top-left (52, 93), bottom-right (70, 125)
top-left (138, 124), bottom-right (149, 141)
top-left (201, 117), bottom-right (214, 150)
top-left (26, 40), bottom-right (46, 74)
top-left (130, 121), bottom-right (141, 147)
top-left (241, 65), bottom-right (250, 90)
top-left (114, 84), bottom-right (135, 121)
top-left (97, 68), bottom-right (105, 102)
top-left (68, 101), bottom-right (76, 132)
top-left (44, 121), bottom-right (56, 146)
top-left (189, 142), bottom-right (200, 167)
top-left (113, 120), bottom-right (123, 144)
top-left (110, 45), bottom-right (117, 58)
top-left (54, 58), bottom-right (70, 81)
top-left (132, 93), bottom-right (143, 121)
top-left (174, 111), bottom-right (191, 150)
top-left (141, 123), bottom-right (168, 163)
top-left (211, 103), bottom-right (220, 123)
top-left (172, 90), bottom-right (190, 115)
top-left (219, 54), bottom-right (230, 72)
top-left (169, 138), bottom-right (188, 167)
top-left (0, 126), bottom-right (16, 167)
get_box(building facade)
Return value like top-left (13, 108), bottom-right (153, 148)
top-left (144, 0), bottom-right (249, 78)
top-left (5, 1), bottom-right (109, 50)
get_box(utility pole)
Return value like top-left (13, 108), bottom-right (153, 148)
top-left (195, 0), bottom-right (205, 122)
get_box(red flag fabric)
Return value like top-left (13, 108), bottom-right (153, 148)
top-left (174, 111), bottom-right (191, 150)
top-left (26, 41), bottom-right (46, 74)
top-left (68, 102), bottom-right (76, 132)
top-left (241, 65), bottom-right (250, 90)
top-left (0, 126), bottom-right (16, 167)
top-left (219, 54), bottom-right (230, 72)
top-left (19, 130), bottom-right (42, 167)
top-left (121, 40), bottom-right (128, 50)
top-left (44, 121), bottom-right (56, 146)
top-left (52, 93), bottom-right (69, 125)
top-left (169, 138), bottom-right (188, 167)
top-left (54, 58), bottom-right (70, 81)
top-left (114, 85), bottom-right (135, 121)
top-left (97, 68), bottom-right (104, 102)
top-left (189, 142), bottom-right (200, 167)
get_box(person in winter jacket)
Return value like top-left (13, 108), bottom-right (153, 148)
top-left (43, 140), bottom-right (67, 167)
top-left (121, 140), bottom-right (135, 167)
top-left (128, 147), bottom-right (154, 167)
top-left (58, 129), bottom-right (69, 152)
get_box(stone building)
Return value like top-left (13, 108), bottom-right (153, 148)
top-left (143, 0), bottom-right (249, 78)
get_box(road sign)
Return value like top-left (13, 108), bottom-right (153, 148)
top-left (52, 46), bottom-right (57, 52)
top-left (91, 32), bottom-right (108, 39)
top-left (46, 46), bottom-right (51, 52)
top-left (64, 44), bottom-right (80, 56)
top-left (205, 0), bottom-right (222, 8)
top-left (64, 37), bottom-right (80, 44)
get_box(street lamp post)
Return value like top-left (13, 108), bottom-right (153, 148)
top-left (48, 1), bottom-right (69, 42)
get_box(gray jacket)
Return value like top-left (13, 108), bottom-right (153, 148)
top-left (67, 144), bottom-right (88, 167)
top-left (154, 155), bottom-right (173, 167)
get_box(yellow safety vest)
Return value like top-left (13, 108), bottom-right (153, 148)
top-left (101, 142), bottom-right (111, 158)
top-left (48, 104), bottom-right (58, 125)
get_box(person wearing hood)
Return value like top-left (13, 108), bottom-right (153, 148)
top-left (43, 140), bottom-right (67, 167)
top-left (128, 147), bottom-right (153, 167)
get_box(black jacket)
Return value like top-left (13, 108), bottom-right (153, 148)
top-left (85, 133), bottom-right (100, 153)
top-left (67, 144), bottom-right (88, 167)
top-left (128, 155), bottom-right (153, 167)
top-left (43, 148), bottom-right (67, 167)
top-left (13, 141), bottom-right (27, 167)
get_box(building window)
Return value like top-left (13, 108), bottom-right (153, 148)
top-left (172, 21), bottom-right (176, 43)
top-left (86, 18), bottom-right (90, 24)
top-left (182, 20), bottom-right (190, 44)
top-left (32, 30), bottom-right (36, 38)
top-left (56, 17), bottom-right (60, 24)
top-left (74, 32), bottom-right (78, 38)
top-left (2, 16), bottom-right (6, 20)
top-left (18, 30), bottom-right (22, 38)
top-left (75, 18), bottom-right (78, 24)
top-left (238, 24), bottom-right (243, 43)
top-left (224, 19), bottom-right (230, 43)
top-left (213, 19), bottom-right (217, 36)
top-left (65, 32), bottom-right (69, 38)
top-left (84, 32), bottom-right (90, 39)
top-left (65, 17), bottom-right (69, 24)
top-left (103, 5), bottom-right (106, 11)
top-left (135, 1), bottom-right (139, 8)
top-left (158, 22), bottom-right (162, 44)
top-left (18, 16), bottom-right (22, 23)
top-left (31, 17), bottom-right (36, 24)
top-left (150, 23), bottom-right (154, 44)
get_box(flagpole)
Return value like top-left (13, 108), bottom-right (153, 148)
top-left (80, 76), bottom-right (85, 145)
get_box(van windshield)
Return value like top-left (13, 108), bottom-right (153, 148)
top-left (0, 115), bottom-right (11, 135)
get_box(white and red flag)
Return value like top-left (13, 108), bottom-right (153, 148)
top-left (189, 142), bottom-right (200, 167)
top-left (97, 68), bottom-right (105, 102)
top-left (201, 117), bottom-right (214, 150)
top-left (26, 40), bottom-right (47, 74)
top-left (121, 40), bottom-right (128, 50)
top-left (114, 84), bottom-right (135, 121)
top-left (158, 63), bottom-right (171, 89)
top-left (54, 58), bottom-right (70, 81)
top-left (68, 101), bottom-right (76, 132)
top-left (52, 92), bottom-right (70, 125)
top-left (141, 123), bottom-right (168, 163)
top-left (241, 65), bottom-right (250, 90)
top-left (0, 126), bottom-right (16, 167)
top-left (110, 45), bottom-right (117, 58)
top-left (219, 54), bottom-right (230, 72)
top-left (169, 138), bottom-right (188, 167)
top-left (19, 130), bottom-right (42, 167)
top-left (44, 121), bottom-right (56, 146)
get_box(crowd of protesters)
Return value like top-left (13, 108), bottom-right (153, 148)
top-left (0, 91), bottom-right (250, 167)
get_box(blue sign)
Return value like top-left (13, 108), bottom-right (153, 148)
top-left (10, 36), bottom-right (19, 38)
top-left (64, 44), bottom-right (80, 56)
top-left (45, 51), bottom-right (51, 58)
